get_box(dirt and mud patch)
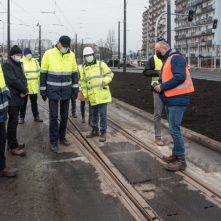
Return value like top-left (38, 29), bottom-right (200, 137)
top-left (110, 72), bottom-right (221, 142)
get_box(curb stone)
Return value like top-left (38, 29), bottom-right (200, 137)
top-left (112, 97), bottom-right (221, 155)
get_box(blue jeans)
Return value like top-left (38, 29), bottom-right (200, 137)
top-left (91, 103), bottom-right (107, 132)
top-left (165, 105), bottom-right (187, 159)
top-left (48, 99), bottom-right (70, 144)
top-left (71, 97), bottom-right (76, 114)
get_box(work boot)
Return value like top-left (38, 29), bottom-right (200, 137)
top-left (165, 159), bottom-right (187, 171)
top-left (99, 130), bottom-right (106, 142)
top-left (7, 143), bottom-right (25, 151)
top-left (81, 116), bottom-right (85, 123)
top-left (51, 143), bottom-right (58, 153)
top-left (162, 155), bottom-right (177, 163)
top-left (9, 148), bottom-right (26, 156)
top-left (59, 138), bottom-right (70, 147)
top-left (19, 118), bottom-right (24, 124)
top-left (155, 138), bottom-right (164, 146)
top-left (72, 113), bottom-right (77, 118)
top-left (88, 117), bottom-right (92, 127)
top-left (86, 127), bottom-right (99, 138)
top-left (34, 116), bottom-right (43, 122)
top-left (0, 167), bottom-right (18, 177)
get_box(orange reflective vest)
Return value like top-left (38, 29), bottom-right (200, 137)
top-left (162, 54), bottom-right (194, 97)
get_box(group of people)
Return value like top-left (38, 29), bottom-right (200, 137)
top-left (143, 40), bottom-right (194, 171)
top-left (0, 35), bottom-right (114, 177)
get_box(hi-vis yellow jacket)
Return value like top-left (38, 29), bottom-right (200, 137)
top-left (21, 56), bottom-right (40, 94)
top-left (79, 60), bottom-right (114, 106)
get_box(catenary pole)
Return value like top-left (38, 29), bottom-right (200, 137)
top-left (167, 0), bottom-right (171, 46)
top-left (118, 21), bottom-right (120, 69)
top-left (7, 0), bottom-right (10, 57)
top-left (75, 34), bottom-right (77, 64)
top-left (39, 25), bottom-right (41, 66)
top-left (123, 0), bottom-right (126, 72)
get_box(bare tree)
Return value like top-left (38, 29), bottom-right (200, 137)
top-left (97, 38), bottom-right (112, 62)
top-left (105, 29), bottom-right (117, 54)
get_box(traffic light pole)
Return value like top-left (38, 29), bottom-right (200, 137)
top-left (155, 12), bottom-right (188, 45)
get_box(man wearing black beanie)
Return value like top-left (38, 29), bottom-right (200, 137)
top-left (2, 45), bottom-right (27, 156)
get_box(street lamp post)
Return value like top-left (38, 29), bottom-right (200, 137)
top-left (0, 20), bottom-right (5, 53)
top-left (37, 23), bottom-right (41, 66)
top-left (137, 40), bottom-right (142, 66)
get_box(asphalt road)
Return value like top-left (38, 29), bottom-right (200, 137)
top-left (112, 68), bottom-right (221, 81)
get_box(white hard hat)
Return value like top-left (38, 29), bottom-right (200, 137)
top-left (83, 47), bottom-right (94, 56)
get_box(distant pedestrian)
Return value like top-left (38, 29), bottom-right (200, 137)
top-left (142, 54), bottom-right (164, 146)
top-left (154, 41), bottom-right (194, 171)
top-left (0, 61), bottom-right (18, 176)
top-left (80, 47), bottom-right (114, 142)
top-left (19, 48), bottom-right (43, 124)
top-left (3, 45), bottom-right (27, 156)
top-left (78, 64), bottom-right (92, 124)
top-left (40, 36), bottom-right (79, 153)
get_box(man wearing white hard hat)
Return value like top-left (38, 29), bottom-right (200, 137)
top-left (80, 47), bottom-right (114, 142)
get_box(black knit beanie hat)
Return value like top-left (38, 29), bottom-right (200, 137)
top-left (10, 45), bottom-right (22, 56)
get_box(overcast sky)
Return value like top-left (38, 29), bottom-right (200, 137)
top-left (0, 0), bottom-right (149, 52)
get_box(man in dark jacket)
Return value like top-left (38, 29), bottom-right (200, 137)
top-left (3, 45), bottom-right (27, 156)
top-left (154, 41), bottom-right (194, 171)
top-left (143, 55), bottom-right (164, 146)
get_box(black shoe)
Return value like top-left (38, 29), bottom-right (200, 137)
top-left (19, 118), bottom-right (24, 124)
top-left (51, 143), bottom-right (58, 153)
top-left (81, 117), bottom-right (85, 123)
top-left (0, 167), bottom-right (18, 177)
top-left (9, 148), bottom-right (26, 156)
top-left (72, 113), bottom-right (77, 118)
top-left (34, 116), bottom-right (43, 122)
top-left (7, 143), bottom-right (25, 151)
top-left (86, 127), bottom-right (99, 138)
top-left (99, 130), bottom-right (106, 142)
top-left (59, 138), bottom-right (70, 146)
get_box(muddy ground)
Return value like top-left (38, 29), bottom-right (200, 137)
top-left (110, 72), bottom-right (221, 142)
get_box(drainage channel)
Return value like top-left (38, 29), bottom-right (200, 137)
top-left (39, 104), bottom-right (160, 221)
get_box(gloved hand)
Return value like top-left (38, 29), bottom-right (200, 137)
top-left (72, 93), bottom-right (78, 100)
top-left (42, 95), bottom-right (47, 102)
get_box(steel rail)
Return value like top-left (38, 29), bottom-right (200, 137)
top-left (38, 104), bottom-right (159, 221)
top-left (106, 117), bottom-right (221, 204)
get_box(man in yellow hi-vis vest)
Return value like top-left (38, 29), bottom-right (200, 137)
top-left (19, 48), bottom-right (43, 124)
top-left (143, 54), bottom-right (165, 146)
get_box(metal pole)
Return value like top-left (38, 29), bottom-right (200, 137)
top-left (2, 22), bottom-right (4, 53)
top-left (39, 25), bottom-right (41, 66)
top-left (220, 40), bottom-right (221, 68)
top-left (118, 21), bottom-right (120, 69)
top-left (75, 34), bottom-right (77, 63)
top-left (167, 0), bottom-right (171, 46)
top-left (188, 41), bottom-right (190, 67)
top-left (82, 39), bottom-right (83, 63)
top-left (197, 43), bottom-right (199, 68)
top-left (123, 0), bottom-right (126, 72)
top-left (181, 42), bottom-right (183, 54)
top-left (155, 12), bottom-right (167, 45)
top-left (7, 0), bottom-right (10, 57)
top-left (214, 41), bottom-right (216, 69)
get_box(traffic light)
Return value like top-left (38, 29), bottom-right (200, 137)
top-left (188, 10), bottom-right (194, 22)
top-left (213, 19), bottom-right (218, 29)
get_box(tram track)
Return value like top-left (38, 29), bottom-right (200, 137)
top-left (39, 103), bottom-right (160, 221)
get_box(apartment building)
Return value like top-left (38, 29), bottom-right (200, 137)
top-left (142, 0), bottom-right (175, 58)
top-left (174, 0), bottom-right (220, 60)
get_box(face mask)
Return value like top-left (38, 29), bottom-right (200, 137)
top-left (156, 52), bottom-right (164, 60)
top-left (14, 56), bottom-right (21, 62)
top-left (86, 55), bottom-right (94, 63)
top-left (60, 47), bottom-right (69, 54)
top-left (26, 54), bottom-right (32, 60)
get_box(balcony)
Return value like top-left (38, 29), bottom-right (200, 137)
top-left (195, 42), bottom-right (199, 46)
top-left (195, 0), bottom-right (202, 4)
top-left (206, 52), bottom-right (212, 56)
top-left (206, 40), bottom-right (212, 45)
top-left (206, 28), bottom-right (212, 33)
top-left (207, 16), bottom-right (212, 22)
top-left (207, 4), bottom-right (213, 10)
top-left (186, 3), bottom-right (191, 8)
top-left (186, 23), bottom-right (190, 27)
top-left (178, 16), bottom-right (182, 20)
top-left (196, 20), bottom-right (201, 25)
top-left (178, 35), bottom-right (182, 39)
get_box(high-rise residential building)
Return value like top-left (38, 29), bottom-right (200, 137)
top-left (142, 0), bottom-right (175, 59)
top-left (174, 0), bottom-right (220, 64)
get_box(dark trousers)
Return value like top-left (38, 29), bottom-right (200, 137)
top-left (20, 94), bottom-right (39, 118)
top-left (0, 122), bottom-right (6, 171)
top-left (49, 99), bottom-right (70, 144)
top-left (7, 106), bottom-right (20, 149)
top-left (80, 101), bottom-right (92, 118)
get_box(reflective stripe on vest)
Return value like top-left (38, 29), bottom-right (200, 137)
top-left (151, 55), bottom-right (162, 86)
top-left (162, 54), bottom-right (194, 97)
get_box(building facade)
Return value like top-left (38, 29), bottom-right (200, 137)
top-left (174, 0), bottom-right (220, 66)
top-left (142, 0), bottom-right (175, 59)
